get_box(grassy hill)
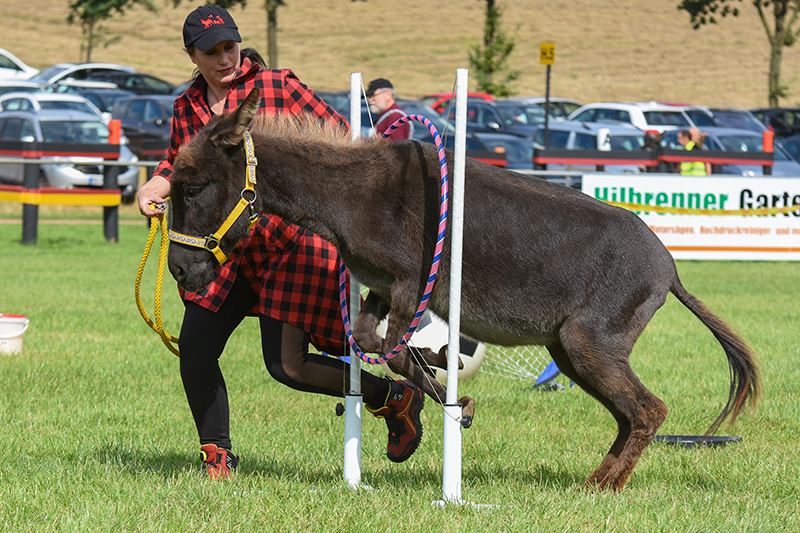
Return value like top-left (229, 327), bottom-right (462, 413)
top-left (5, 0), bottom-right (800, 109)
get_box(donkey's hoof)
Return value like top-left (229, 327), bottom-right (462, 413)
top-left (458, 396), bottom-right (475, 429)
top-left (436, 345), bottom-right (464, 369)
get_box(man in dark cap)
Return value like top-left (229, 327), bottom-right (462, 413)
top-left (366, 78), bottom-right (411, 140)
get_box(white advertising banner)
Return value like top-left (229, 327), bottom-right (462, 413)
top-left (581, 174), bottom-right (800, 260)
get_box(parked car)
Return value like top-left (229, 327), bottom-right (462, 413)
top-left (0, 48), bottom-right (39, 80)
top-left (0, 80), bottom-right (48, 96)
top-left (503, 96), bottom-right (582, 119)
top-left (50, 79), bottom-right (119, 94)
top-left (568, 101), bottom-right (694, 134)
top-left (749, 107), bottom-right (800, 139)
top-left (71, 88), bottom-right (136, 116)
top-left (659, 126), bottom-right (800, 176)
top-left (442, 99), bottom-right (553, 138)
top-left (473, 132), bottom-right (534, 169)
top-left (684, 107), bottom-right (767, 134)
top-left (395, 99), bottom-right (511, 167)
top-left (0, 92), bottom-right (106, 122)
top-left (0, 109), bottom-right (139, 200)
top-left (111, 94), bottom-right (176, 158)
top-left (87, 71), bottom-right (176, 95)
top-left (395, 99), bottom-right (453, 139)
top-left (418, 92), bottom-right (494, 115)
top-left (28, 63), bottom-right (135, 85)
top-left (780, 134), bottom-right (800, 161)
top-left (531, 121), bottom-right (648, 173)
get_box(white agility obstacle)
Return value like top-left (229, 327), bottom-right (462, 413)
top-left (341, 69), bottom-right (470, 505)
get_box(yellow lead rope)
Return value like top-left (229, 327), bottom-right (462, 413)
top-left (135, 211), bottom-right (180, 357)
top-left (136, 132), bottom-right (258, 356)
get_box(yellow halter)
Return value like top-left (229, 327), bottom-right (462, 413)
top-left (167, 130), bottom-right (260, 265)
top-left (135, 131), bottom-right (260, 357)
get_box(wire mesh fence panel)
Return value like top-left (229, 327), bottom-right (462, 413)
top-left (481, 345), bottom-right (571, 390)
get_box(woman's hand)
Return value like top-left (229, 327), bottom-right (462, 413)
top-left (137, 176), bottom-right (171, 217)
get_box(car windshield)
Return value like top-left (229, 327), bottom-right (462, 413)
top-left (396, 101), bottom-right (453, 138)
top-left (533, 128), bottom-right (570, 148)
top-left (84, 92), bottom-right (131, 113)
top-left (29, 65), bottom-right (69, 83)
top-left (40, 119), bottom-right (109, 143)
top-left (479, 136), bottom-right (533, 164)
top-left (714, 134), bottom-right (762, 152)
top-left (707, 134), bottom-right (790, 160)
top-left (573, 132), bottom-right (644, 150)
top-left (643, 111), bottom-right (690, 126)
top-left (495, 105), bottom-right (547, 126)
top-left (610, 135), bottom-right (645, 151)
top-left (440, 136), bottom-right (489, 152)
top-left (0, 85), bottom-right (43, 96)
top-left (708, 111), bottom-right (765, 132)
top-left (685, 110), bottom-right (715, 127)
top-left (781, 138), bottom-right (800, 160)
top-left (40, 101), bottom-right (95, 114)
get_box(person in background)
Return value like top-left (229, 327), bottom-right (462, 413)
top-left (365, 78), bottom-right (411, 140)
top-left (676, 129), bottom-right (710, 175)
top-left (136, 4), bottom-right (424, 479)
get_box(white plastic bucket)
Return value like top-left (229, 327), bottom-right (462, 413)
top-left (0, 313), bottom-right (29, 355)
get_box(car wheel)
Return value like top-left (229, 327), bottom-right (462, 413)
top-left (38, 171), bottom-right (48, 188)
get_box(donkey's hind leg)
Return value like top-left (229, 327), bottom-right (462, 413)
top-left (547, 343), bottom-right (632, 488)
top-left (553, 320), bottom-right (669, 491)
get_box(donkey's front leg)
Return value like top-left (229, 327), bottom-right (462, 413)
top-left (383, 280), bottom-right (475, 427)
top-left (352, 291), bottom-right (390, 354)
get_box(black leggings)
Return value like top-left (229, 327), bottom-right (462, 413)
top-left (179, 275), bottom-right (388, 448)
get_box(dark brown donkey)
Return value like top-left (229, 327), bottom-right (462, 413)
top-left (167, 89), bottom-right (760, 491)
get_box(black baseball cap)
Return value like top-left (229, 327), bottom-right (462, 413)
top-left (183, 5), bottom-right (242, 52)
top-left (365, 78), bottom-right (393, 97)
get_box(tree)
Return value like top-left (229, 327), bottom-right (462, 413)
top-left (68, 0), bottom-right (158, 62)
top-left (264, 0), bottom-right (286, 68)
top-left (678, 0), bottom-right (800, 106)
top-left (467, 0), bottom-right (519, 97)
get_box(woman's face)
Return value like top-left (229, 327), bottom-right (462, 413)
top-left (190, 40), bottom-right (241, 89)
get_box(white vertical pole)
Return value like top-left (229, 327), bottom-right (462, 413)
top-left (442, 68), bottom-right (468, 504)
top-left (343, 72), bottom-right (363, 489)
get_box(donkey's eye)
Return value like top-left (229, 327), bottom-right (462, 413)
top-left (184, 186), bottom-right (203, 199)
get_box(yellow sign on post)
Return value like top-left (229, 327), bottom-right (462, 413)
top-left (540, 42), bottom-right (555, 65)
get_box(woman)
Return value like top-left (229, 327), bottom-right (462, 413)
top-left (137, 4), bottom-right (423, 479)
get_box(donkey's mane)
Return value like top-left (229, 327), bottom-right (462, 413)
top-left (249, 112), bottom-right (377, 150)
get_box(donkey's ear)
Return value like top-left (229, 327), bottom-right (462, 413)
top-left (208, 88), bottom-right (261, 148)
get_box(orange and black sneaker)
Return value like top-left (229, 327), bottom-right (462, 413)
top-left (199, 444), bottom-right (239, 479)
top-left (367, 379), bottom-right (424, 463)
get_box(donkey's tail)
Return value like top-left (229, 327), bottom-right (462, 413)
top-left (671, 279), bottom-right (761, 435)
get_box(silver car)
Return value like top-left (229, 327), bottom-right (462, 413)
top-left (531, 121), bottom-right (648, 173)
top-left (0, 109), bottom-right (139, 201)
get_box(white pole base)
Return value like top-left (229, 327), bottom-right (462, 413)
top-left (343, 393), bottom-right (362, 488)
top-left (441, 402), bottom-right (463, 503)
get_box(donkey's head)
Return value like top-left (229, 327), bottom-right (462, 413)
top-left (168, 88), bottom-right (261, 292)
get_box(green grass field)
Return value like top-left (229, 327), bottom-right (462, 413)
top-left (0, 219), bottom-right (798, 532)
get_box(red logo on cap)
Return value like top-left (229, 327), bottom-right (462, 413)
top-left (201, 14), bottom-right (225, 29)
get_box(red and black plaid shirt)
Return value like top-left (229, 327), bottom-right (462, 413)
top-left (155, 58), bottom-right (349, 354)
